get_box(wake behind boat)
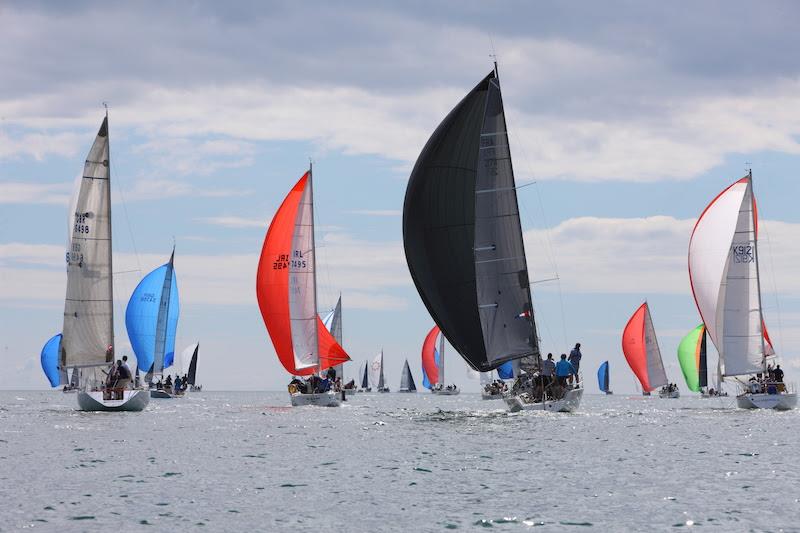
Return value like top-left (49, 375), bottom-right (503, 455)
top-left (403, 65), bottom-right (580, 412)
top-left (57, 114), bottom-right (148, 413)
top-left (256, 165), bottom-right (351, 407)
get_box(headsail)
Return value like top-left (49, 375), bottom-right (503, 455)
top-left (360, 361), bottom-right (369, 389)
top-left (370, 351), bottom-right (385, 389)
top-left (62, 117), bottom-right (113, 368)
top-left (688, 175), bottom-right (773, 377)
top-left (421, 325), bottom-right (440, 388)
top-left (256, 171), bottom-right (350, 376)
top-left (125, 250), bottom-right (179, 376)
top-left (677, 324), bottom-right (707, 392)
top-left (403, 69), bottom-right (538, 373)
top-left (597, 361), bottom-right (610, 393)
top-left (622, 302), bottom-right (668, 392)
top-left (41, 333), bottom-right (64, 387)
top-left (186, 343), bottom-right (199, 385)
top-left (321, 295), bottom-right (344, 378)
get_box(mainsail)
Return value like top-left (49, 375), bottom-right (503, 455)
top-left (597, 361), bottom-right (610, 393)
top-left (400, 359), bottom-right (417, 391)
top-left (61, 117), bottom-right (114, 369)
top-left (688, 174), bottom-right (773, 377)
top-left (125, 250), bottom-right (179, 376)
top-left (403, 68), bottom-right (538, 373)
top-left (622, 302), bottom-right (668, 392)
top-left (677, 324), bottom-right (707, 392)
top-left (322, 295), bottom-right (345, 379)
top-left (41, 333), bottom-right (64, 387)
top-left (183, 342), bottom-right (199, 385)
top-left (360, 361), bottom-right (369, 389)
top-left (256, 169), bottom-right (350, 376)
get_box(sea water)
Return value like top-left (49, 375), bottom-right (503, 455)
top-left (1, 391), bottom-right (798, 531)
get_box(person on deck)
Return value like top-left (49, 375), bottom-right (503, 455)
top-left (115, 359), bottom-right (131, 399)
top-left (555, 354), bottom-right (576, 388)
top-left (164, 375), bottom-right (173, 392)
top-left (174, 375), bottom-right (182, 393)
top-left (568, 343), bottom-right (582, 375)
top-left (541, 353), bottom-right (556, 386)
top-left (774, 365), bottom-right (784, 383)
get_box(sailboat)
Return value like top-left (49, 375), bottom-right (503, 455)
top-left (420, 325), bottom-right (459, 395)
top-left (403, 65), bottom-right (578, 411)
top-left (481, 360), bottom-right (514, 400)
top-left (622, 302), bottom-right (674, 398)
top-left (597, 361), bottom-right (612, 395)
top-left (358, 361), bottom-right (371, 392)
top-left (688, 172), bottom-right (795, 410)
top-left (678, 324), bottom-right (709, 395)
top-left (61, 115), bottom-right (149, 412)
top-left (256, 166), bottom-right (351, 407)
top-left (126, 249), bottom-right (180, 398)
top-left (398, 359), bottom-right (417, 393)
top-left (322, 295), bottom-right (354, 395)
top-left (370, 351), bottom-right (390, 393)
top-left (177, 342), bottom-right (201, 391)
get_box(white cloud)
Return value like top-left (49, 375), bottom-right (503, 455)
top-left (0, 182), bottom-right (72, 205)
top-left (0, 131), bottom-right (84, 161)
top-left (131, 137), bottom-right (256, 176)
top-left (198, 216), bottom-right (266, 229)
top-left (526, 216), bottom-right (800, 296)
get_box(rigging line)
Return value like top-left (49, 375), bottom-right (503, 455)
top-left (760, 220), bottom-right (785, 356)
top-left (505, 120), bottom-right (569, 347)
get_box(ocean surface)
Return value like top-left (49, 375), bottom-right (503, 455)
top-left (1, 390), bottom-right (798, 532)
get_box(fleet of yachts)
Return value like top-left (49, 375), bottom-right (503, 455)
top-left (37, 65), bottom-right (795, 413)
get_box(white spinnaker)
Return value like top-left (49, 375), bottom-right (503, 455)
top-left (689, 178), bottom-right (765, 376)
top-left (643, 304), bottom-right (668, 389)
top-left (62, 119), bottom-right (113, 367)
top-left (370, 352), bottom-right (383, 389)
top-left (289, 179), bottom-right (318, 370)
top-left (178, 342), bottom-right (199, 374)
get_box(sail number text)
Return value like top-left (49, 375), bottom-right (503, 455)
top-left (73, 213), bottom-right (91, 235)
top-left (732, 244), bottom-right (754, 264)
top-left (273, 250), bottom-right (308, 270)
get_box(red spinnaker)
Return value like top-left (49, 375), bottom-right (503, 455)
top-left (622, 302), bottom-right (651, 391)
top-left (421, 325), bottom-right (440, 385)
top-left (256, 172), bottom-right (350, 375)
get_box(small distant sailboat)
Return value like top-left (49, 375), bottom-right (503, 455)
top-left (481, 361), bottom-right (514, 400)
top-left (358, 361), bottom-right (371, 392)
top-left (420, 325), bottom-right (459, 395)
top-left (322, 295), bottom-right (355, 395)
top-left (597, 361), bottom-right (613, 395)
top-left (622, 302), bottom-right (674, 398)
top-left (398, 359), bottom-right (417, 393)
top-left (178, 342), bottom-right (201, 391)
top-left (370, 351), bottom-right (390, 393)
top-left (256, 166), bottom-right (350, 407)
top-left (403, 65), bottom-right (578, 411)
top-left (689, 172), bottom-right (795, 409)
top-left (126, 249), bottom-right (180, 399)
top-left (61, 115), bottom-right (149, 412)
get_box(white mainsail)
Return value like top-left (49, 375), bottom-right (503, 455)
top-left (643, 304), bottom-right (668, 389)
top-left (62, 117), bottom-right (113, 368)
top-left (689, 176), bottom-right (770, 377)
top-left (289, 173), bottom-right (318, 370)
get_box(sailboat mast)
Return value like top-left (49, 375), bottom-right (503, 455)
top-left (105, 106), bottom-right (115, 359)
top-left (308, 162), bottom-right (321, 372)
top-left (748, 170), bottom-right (768, 373)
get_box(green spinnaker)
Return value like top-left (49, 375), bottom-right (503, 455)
top-left (678, 324), bottom-right (705, 392)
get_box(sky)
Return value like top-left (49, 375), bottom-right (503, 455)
top-left (1, 0), bottom-right (799, 393)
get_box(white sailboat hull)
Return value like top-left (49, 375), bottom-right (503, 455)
top-left (397, 389), bottom-right (417, 393)
top-left (659, 390), bottom-right (680, 399)
top-left (76, 389), bottom-right (150, 412)
top-left (150, 389), bottom-right (175, 399)
top-left (432, 388), bottom-right (460, 396)
top-left (290, 391), bottom-right (341, 407)
top-left (481, 391), bottom-right (504, 400)
top-left (737, 392), bottom-right (797, 410)
top-left (504, 387), bottom-right (583, 413)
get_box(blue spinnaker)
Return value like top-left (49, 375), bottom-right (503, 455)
top-left (497, 360), bottom-right (514, 380)
top-left (598, 361), bottom-right (609, 392)
top-left (40, 333), bottom-right (63, 387)
top-left (125, 252), bottom-right (179, 375)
